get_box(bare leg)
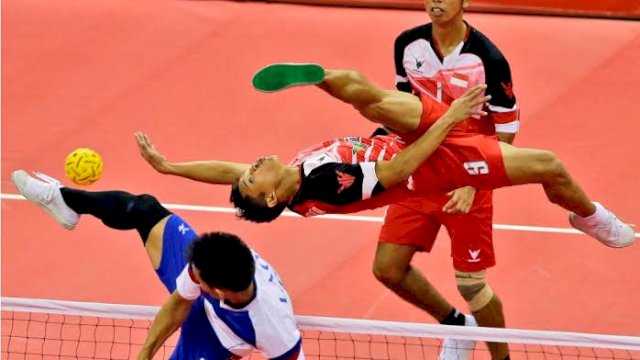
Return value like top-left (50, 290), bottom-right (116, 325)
top-left (373, 243), bottom-right (453, 320)
top-left (499, 142), bottom-right (595, 216)
top-left (320, 70), bottom-right (424, 133)
top-left (472, 294), bottom-right (509, 359)
top-left (145, 216), bottom-right (171, 270)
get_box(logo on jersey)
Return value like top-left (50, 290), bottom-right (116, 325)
top-left (501, 81), bottom-right (514, 99)
top-left (415, 59), bottom-right (424, 70)
top-left (349, 142), bottom-right (367, 155)
top-left (336, 171), bottom-right (355, 193)
top-left (468, 249), bottom-right (481, 263)
top-left (178, 223), bottom-right (190, 235)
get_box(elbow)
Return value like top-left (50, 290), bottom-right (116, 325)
top-left (377, 166), bottom-right (409, 189)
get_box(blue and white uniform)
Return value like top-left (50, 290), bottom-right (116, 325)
top-left (155, 214), bottom-right (303, 360)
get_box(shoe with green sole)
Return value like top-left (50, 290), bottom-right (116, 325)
top-left (252, 63), bottom-right (325, 92)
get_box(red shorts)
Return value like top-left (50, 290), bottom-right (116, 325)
top-left (378, 97), bottom-right (505, 271)
top-left (379, 190), bottom-right (496, 272)
top-left (411, 134), bottom-right (512, 193)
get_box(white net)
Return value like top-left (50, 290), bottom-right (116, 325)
top-left (3, 297), bottom-right (639, 359)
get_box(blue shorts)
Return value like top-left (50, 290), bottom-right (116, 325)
top-left (155, 215), bottom-right (235, 360)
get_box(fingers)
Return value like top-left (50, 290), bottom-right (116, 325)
top-left (443, 193), bottom-right (463, 214)
top-left (134, 132), bottom-right (155, 150)
top-left (462, 84), bottom-right (487, 99)
top-left (442, 192), bottom-right (472, 214)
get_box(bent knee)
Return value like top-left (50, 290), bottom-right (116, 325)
top-left (455, 270), bottom-right (494, 311)
top-left (372, 260), bottom-right (407, 286)
top-left (541, 151), bottom-right (565, 173)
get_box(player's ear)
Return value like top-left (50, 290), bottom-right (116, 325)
top-left (265, 191), bottom-right (278, 208)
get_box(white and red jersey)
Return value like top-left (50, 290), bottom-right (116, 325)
top-left (287, 136), bottom-right (414, 217)
top-left (395, 22), bottom-right (519, 135)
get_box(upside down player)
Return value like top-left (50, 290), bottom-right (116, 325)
top-left (372, 0), bottom-right (521, 358)
top-left (235, 64), bottom-right (634, 248)
top-left (10, 170), bottom-right (304, 360)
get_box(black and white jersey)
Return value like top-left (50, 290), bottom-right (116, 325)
top-left (395, 23), bottom-right (519, 135)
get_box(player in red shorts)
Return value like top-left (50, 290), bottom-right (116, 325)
top-left (374, 2), bottom-right (522, 358)
top-left (232, 63), bottom-right (634, 249)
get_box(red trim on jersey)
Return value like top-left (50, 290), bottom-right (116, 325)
top-left (490, 110), bottom-right (518, 124)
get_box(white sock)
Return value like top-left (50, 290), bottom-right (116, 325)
top-left (581, 202), bottom-right (607, 223)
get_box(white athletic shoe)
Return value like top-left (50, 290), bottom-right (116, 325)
top-left (438, 315), bottom-right (478, 360)
top-left (11, 170), bottom-right (79, 230)
top-left (569, 202), bottom-right (635, 248)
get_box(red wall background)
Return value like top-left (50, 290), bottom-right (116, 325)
top-left (240, 0), bottom-right (639, 19)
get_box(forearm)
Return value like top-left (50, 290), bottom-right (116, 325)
top-left (377, 114), bottom-right (457, 188)
top-left (496, 132), bottom-right (516, 144)
top-left (164, 160), bottom-right (249, 185)
top-left (138, 293), bottom-right (191, 360)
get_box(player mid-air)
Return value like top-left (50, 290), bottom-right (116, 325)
top-left (232, 63), bottom-right (634, 249)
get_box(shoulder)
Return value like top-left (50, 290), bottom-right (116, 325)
top-left (466, 26), bottom-right (510, 65)
top-left (396, 23), bottom-right (432, 46)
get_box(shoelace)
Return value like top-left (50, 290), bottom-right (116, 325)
top-left (31, 171), bottom-right (61, 203)
top-left (594, 212), bottom-right (620, 241)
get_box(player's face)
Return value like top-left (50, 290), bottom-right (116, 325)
top-left (424, 0), bottom-right (468, 23)
top-left (238, 155), bottom-right (283, 205)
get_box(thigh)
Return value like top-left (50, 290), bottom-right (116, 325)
top-left (378, 201), bottom-right (441, 253)
top-left (154, 214), bottom-right (199, 293)
top-left (438, 199), bottom-right (496, 272)
top-left (498, 141), bottom-right (556, 185)
top-left (361, 89), bottom-right (424, 133)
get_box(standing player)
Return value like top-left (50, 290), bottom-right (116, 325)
top-left (373, 0), bottom-right (520, 358)
top-left (10, 170), bottom-right (304, 360)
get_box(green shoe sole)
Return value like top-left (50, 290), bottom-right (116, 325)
top-left (252, 63), bottom-right (325, 92)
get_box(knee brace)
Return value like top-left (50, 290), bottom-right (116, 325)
top-left (455, 270), bottom-right (494, 311)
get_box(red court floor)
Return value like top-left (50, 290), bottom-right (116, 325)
top-left (2, 0), bottom-right (640, 337)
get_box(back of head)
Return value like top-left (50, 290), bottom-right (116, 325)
top-left (188, 232), bottom-right (255, 292)
top-left (229, 182), bottom-right (287, 223)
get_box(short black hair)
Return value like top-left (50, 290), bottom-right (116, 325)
top-left (229, 181), bottom-right (287, 223)
top-left (187, 232), bottom-right (255, 292)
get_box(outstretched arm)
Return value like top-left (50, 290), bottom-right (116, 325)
top-left (137, 291), bottom-right (193, 360)
top-left (135, 132), bottom-right (248, 185)
top-left (375, 85), bottom-right (490, 189)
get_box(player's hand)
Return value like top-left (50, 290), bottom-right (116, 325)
top-left (134, 132), bottom-right (173, 174)
top-left (442, 186), bottom-right (476, 214)
top-left (446, 84), bottom-right (491, 123)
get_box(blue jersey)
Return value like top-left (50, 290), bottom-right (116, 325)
top-left (176, 251), bottom-right (302, 359)
top-left (156, 214), bottom-right (303, 360)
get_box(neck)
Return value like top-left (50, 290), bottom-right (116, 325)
top-left (276, 166), bottom-right (302, 203)
top-left (225, 280), bottom-right (255, 308)
top-left (432, 17), bottom-right (467, 53)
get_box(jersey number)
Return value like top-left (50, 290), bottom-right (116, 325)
top-left (464, 161), bottom-right (489, 175)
